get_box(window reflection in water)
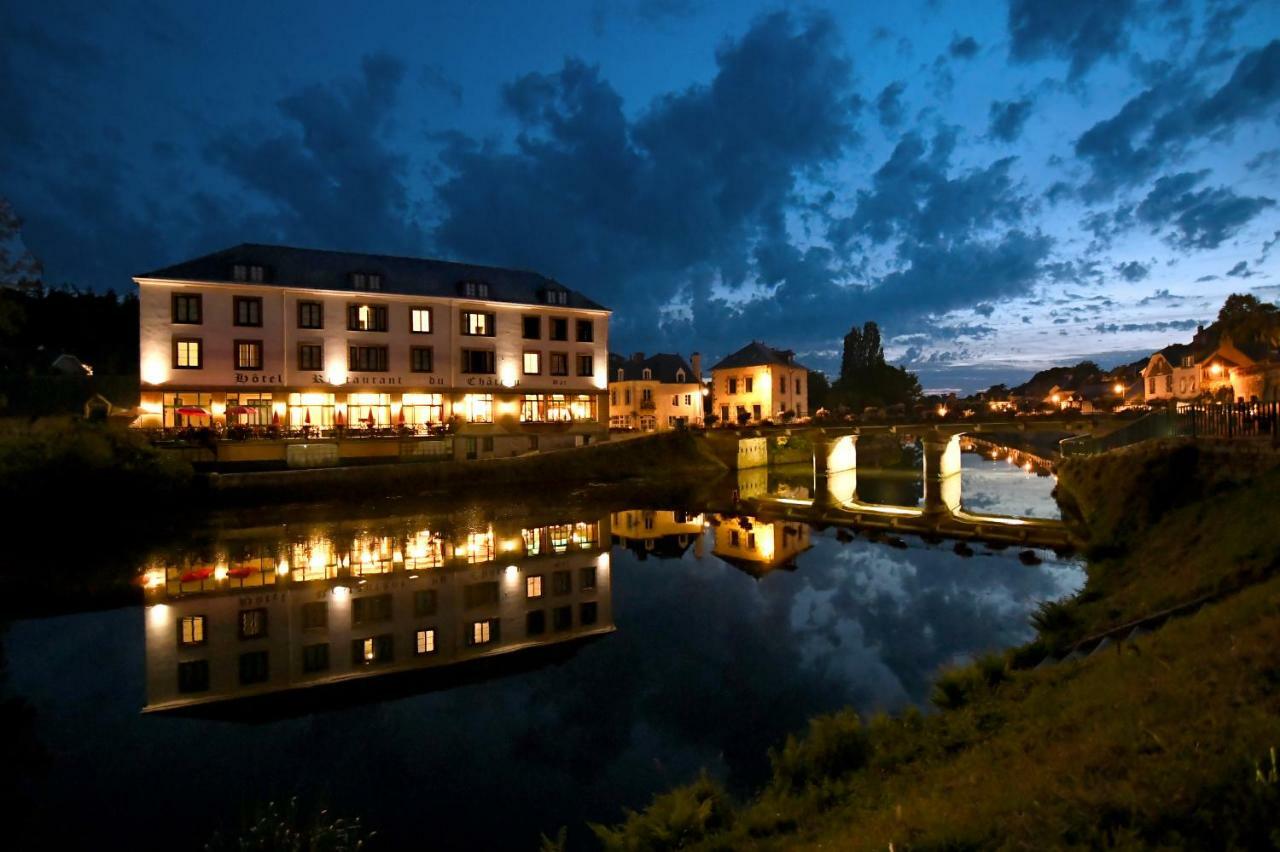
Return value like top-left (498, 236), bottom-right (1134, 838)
top-left (141, 513), bottom-right (612, 713)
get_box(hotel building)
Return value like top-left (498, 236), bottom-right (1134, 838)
top-left (708, 341), bottom-right (809, 424)
top-left (607, 352), bottom-right (705, 430)
top-left (1141, 336), bottom-right (1259, 404)
top-left (134, 244), bottom-right (610, 457)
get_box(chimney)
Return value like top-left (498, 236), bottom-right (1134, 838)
top-left (631, 352), bottom-right (644, 363)
top-left (691, 352), bottom-right (701, 380)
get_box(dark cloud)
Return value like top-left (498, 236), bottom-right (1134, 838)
top-left (1094, 318), bottom-right (1203, 333)
top-left (949, 35), bottom-right (980, 59)
top-left (207, 54), bottom-right (422, 256)
top-left (1226, 260), bottom-right (1257, 278)
top-left (987, 97), bottom-right (1034, 142)
top-left (1075, 40), bottom-right (1280, 198)
top-left (1135, 170), bottom-right (1275, 250)
top-left (1115, 260), bottom-right (1150, 281)
top-left (875, 81), bottom-right (907, 129)
top-left (433, 11), bottom-right (859, 354)
top-left (1007, 0), bottom-right (1138, 80)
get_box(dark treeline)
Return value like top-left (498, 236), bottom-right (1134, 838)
top-left (0, 286), bottom-right (139, 415)
top-left (815, 321), bottom-right (922, 413)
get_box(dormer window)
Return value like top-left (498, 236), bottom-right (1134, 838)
top-left (352, 272), bottom-right (381, 291)
top-left (231, 264), bottom-right (265, 283)
top-left (642, 368), bottom-right (652, 380)
top-left (616, 369), bottom-right (624, 382)
top-left (461, 281), bottom-right (490, 299)
top-left (543, 288), bottom-right (568, 306)
top-left (676, 369), bottom-right (686, 382)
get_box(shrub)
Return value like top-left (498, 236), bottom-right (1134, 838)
top-left (203, 798), bottom-right (374, 852)
top-left (769, 709), bottom-right (871, 792)
top-left (591, 772), bottom-right (734, 852)
top-left (931, 652), bottom-right (1009, 710)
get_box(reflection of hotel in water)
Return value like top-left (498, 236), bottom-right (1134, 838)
top-left (610, 509), bottom-right (706, 559)
top-left (712, 515), bottom-right (811, 577)
top-left (143, 515), bottom-right (613, 711)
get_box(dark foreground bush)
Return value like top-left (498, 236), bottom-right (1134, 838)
top-left (204, 798), bottom-right (374, 852)
top-left (0, 420), bottom-right (194, 525)
top-left (590, 772), bottom-right (734, 852)
top-left (769, 709), bottom-right (871, 792)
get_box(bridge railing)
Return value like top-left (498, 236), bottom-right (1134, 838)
top-left (1059, 409), bottom-right (1181, 456)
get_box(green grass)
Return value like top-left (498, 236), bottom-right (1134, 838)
top-left (593, 440), bottom-right (1280, 851)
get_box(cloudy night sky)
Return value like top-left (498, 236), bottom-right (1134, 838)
top-left (2, 0), bottom-right (1278, 391)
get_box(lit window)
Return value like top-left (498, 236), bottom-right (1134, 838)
top-left (347, 304), bottom-right (387, 332)
top-left (461, 311), bottom-right (494, 336)
top-left (523, 351), bottom-right (541, 375)
top-left (235, 340), bottom-right (263, 371)
top-left (463, 394), bottom-right (493, 423)
top-left (470, 620), bottom-right (494, 645)
top-left (238, 608), bottom-right (268, 639)
top-left (173, 338), bottom-right (202, 369)
top-left (527, 575), bottom-right (543, 598)
top-left (415, 628), bottom-right (436, 655)
top-left (179, 615), bottom-right (205, 647)
top-left (411, 308), bottom-right (432, 333)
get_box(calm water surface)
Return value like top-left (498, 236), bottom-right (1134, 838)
top-left (4, 452), bottom-right (1081, 850)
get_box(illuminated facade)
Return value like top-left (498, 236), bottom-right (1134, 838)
top-left (134, 244), bottom-right (610, 457)
top-left (708, 341), bottom-right (809, 424)
top-left (711, 515), bottom-right (811, 577)
top-left (143, 513), bottom-right (612, 711)
top-left (607, 352), bottom-right (704, 430)
top-left (610, 509), bottom-right (705, 558)
top-left (1141, 337), bottom-right (1255, 404)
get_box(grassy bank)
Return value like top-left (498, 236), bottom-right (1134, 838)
top-left (588, 439), bottom-right (1280, 850)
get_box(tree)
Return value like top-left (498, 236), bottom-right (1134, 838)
top-left (1214, 293), bottom-right (1280, 348)
top-left (831, 321), bottom-right (922, 412)
top-left (807, 371), bottom-right (830, 410)
top-left (0, 197), bottom-right (43, 292)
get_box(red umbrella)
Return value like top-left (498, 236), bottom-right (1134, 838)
top-left (176, 406), bottom-right (207, 416)
top-left (398, 408), bottom-right (406, 424)
top-left (336, 410), bottom-right (345, 426)
top-left (272, 411), bottom-right (281, 426)
top-left (227, 405), bottom-right (253, 415)
top-left (305, 409), bottom-right (312, 425)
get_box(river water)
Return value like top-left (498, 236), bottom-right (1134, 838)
top-left (2, 449), bottom-right (1081, 849)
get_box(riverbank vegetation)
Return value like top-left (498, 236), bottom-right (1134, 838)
top-left (588, 439), bottom-right (1280, 850)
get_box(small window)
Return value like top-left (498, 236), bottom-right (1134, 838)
top-left (415, 628), bottom-right (436, 656)
top-left (177, 660), bottom-right (209, 693)
top-left (461, 311), bottom-right (495, 336)
top-left (522, 315), bottom-right (541, 339)
top-left (576, 319), bottom-right (594, 342)
top-left (523, 351), bottom-right (541, 375)
top-left (410, 307), bottom-right (432, 333)
top-left (239, 608), bottom-right (268, 639)
top-left (462, 281), bottom-right (490, 299)
top-left (234, 340), bottom-right (263, 371)
top-left (544, 288), bottom-right (568, 305)
top-left (642, 368), bottom-right (652, 380)
top-left (728, 378), bottom-right (738, 394)
top-left (461, 349), bottom-right (496, 374)
top-left (552, 605), bottom-right (573, 631)
top-left (577, 354), bottom-right (593, 377)
top-left (526, 610), bottom-right (546, 636)
top-left (526, 575), bottom-right (543, 599)
top-left (352, 634), bottom-right (394, 665)
top-left (302, 643), bottom-right (330, 673)
top-left (351, 594), bottom-right (392, 626)
top-left (347, 304), bottom-right (388, 332)
top-left (179, 615), bottom-right (206, 647)
top-left (745, 377), bottom-right (754, 393)
top-left (411, 346), bottom-right (434, 373)
top-left (238, 650), bottom-right (269, 684)
top-left (172, 293), bottom-right (202, 324)
top-left (549, 317), bottom-right (569, 341)
top-left (676, 369), bottom-right (685, 382)
top-left (553, 571), bottom-right (572, 595)
top-left (349, 345), bottom-right (389, 372)
top-left (301, 601), bottom-right (327, 630)
top-left (352, 272), bottom-right (382, 291)
top-left (795, 378), bottom-right (802, 393)
top-left (616, 368), bottom-right (624, 382)
top-left (298, 301), bottom-right (323, 329)
top-left (464, 581), bottom-right (500, 609)
top-left (298, 343), bottom-right (324, 371)
top-left (468, 619), bottom-right (498, 645)
top-left (414, 590), bottom-right (438, 617)
top-left (234, 296), bottom-right (263, 327)
top-left (550, 352), bottom-right (568, 376)
top-left (580, 566), bottom-right (597, 591)
top-left (173, 338), bottom-right (202, 369)
top-left (580, 601), bottom-right (599, 626)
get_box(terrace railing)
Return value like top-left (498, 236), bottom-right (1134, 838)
top-left (1059, 409), bottom-right (1181, 457)
top-left (1185, 401), bottom-right (1280, 442)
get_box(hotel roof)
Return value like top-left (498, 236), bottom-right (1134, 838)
top-left (608, 352), bottom-right (697, 383)
top-left (136, 243), bottom-right (608, 311)
top-left (708, 341), bottom-right (808, 372)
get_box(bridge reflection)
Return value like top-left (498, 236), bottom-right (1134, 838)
top-left (753, 431), bottom-right (1071, 550)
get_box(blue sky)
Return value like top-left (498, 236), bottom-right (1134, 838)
top-left (2, 0), bottom-right (1278, 391)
